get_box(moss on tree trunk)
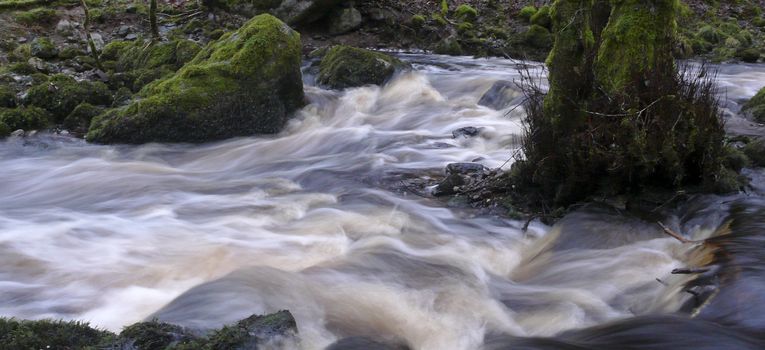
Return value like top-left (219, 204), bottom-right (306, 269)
top-left (510, 0), bottom-right (731, 208)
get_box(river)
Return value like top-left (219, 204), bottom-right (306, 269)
top-left (1, 55), bottom-right (765, 349)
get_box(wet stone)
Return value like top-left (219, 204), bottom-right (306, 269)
top-left (452, 126), bottom-right (480, 138)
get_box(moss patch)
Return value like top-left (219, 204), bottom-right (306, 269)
top-left (744, 87), bottom-right (765, 122)
top-left (25, 74), bottom-right (112, 122)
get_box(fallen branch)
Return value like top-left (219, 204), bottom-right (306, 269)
top-left (657, 221), bottom-right (698, 243)
top-left (672, 267), bottom-right (711, 274)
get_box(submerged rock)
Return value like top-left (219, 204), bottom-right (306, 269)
top-left (317, 45), bottom-right (409, 89)
top-left (87, 14), bottom-right (305, 144)
top-left (452, 126), bottom-right (480, 138)
top-left (478, 80), bottom-right (522, 110)
top-left (433, 162), bottom-right (489, 196)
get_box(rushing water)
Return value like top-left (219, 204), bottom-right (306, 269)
top-left (1, 56), bottom-right (765, 349)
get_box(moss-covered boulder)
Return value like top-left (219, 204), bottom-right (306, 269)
top-left (30, 37), bottom-right (58, 59)
top-left (0, 106), bottom-right (51, 132)
top-left (114, 320), bottom-right (195, 350)
top-left (25, 74), bottom-right (112, 122)
top-left (104, 39), bottom-right (202, 73)
top-left (0, 318), bottom-right (113, 349)
top-left (0, 85), bottom-right (16, 108)
top-left (743, 87), bottom-right (765, 122)
top-left (317, 45), bottom-right (409, 89)
top-left (87, 14), bottom-right (305, 144)
top-left (64, 102), bottom-right (104, 133)
top-left (200, 310), bottom-right (297, 348)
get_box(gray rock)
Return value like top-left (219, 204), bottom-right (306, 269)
top-left (30, 37), bottom-right (59, 59)
top-left (18, 37), bottom-right (27, 43)
top-left (89, 33), bottom-right (105, 52)
top-left (328, 6), bottom-right (362, 35)
top-left (446, 162), bottom-right (489, 175)
top-left (433, 163), bottom-right (489, 196)
top-left (125, 33), bottom-right (138, 41)
top-left (10, 129), bottom-right (25, 137)
top-left (56, 19), bottom-right (76, 35)
top-left (478, 80), bottom-right (523, 110)
top-left (452, 126), bottom-right (480, 138)
top-left (27, 57), bottom-right (46, 72)
top-left (117, 25), bottom-right (131, 37)
top-left (274, 0), bottom-right (345, 25)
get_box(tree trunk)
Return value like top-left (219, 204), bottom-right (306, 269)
top-left (150, 0), bottom-right (160, 40)
top-left (81, 0), bottom-right (104, 71)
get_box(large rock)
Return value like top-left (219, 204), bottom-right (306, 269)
top-left (328, 5), bottom-right (362, 35)
top-left (87, 14), bottom-right (305, 144)
top-left (274, 0), bottom-right (345, 24)
top-left (743, 87), bottom-right (765, 122)
top-left (317, 45), bottom-right (409, 89)
top-left (30, 37), bottom-right (58, 59)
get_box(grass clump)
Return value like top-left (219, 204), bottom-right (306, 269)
top-left (13, 7), bottom-right (57, 25)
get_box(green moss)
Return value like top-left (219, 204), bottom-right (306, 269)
top-left (25, 74), bottom-right (112, 122)
top-left (431, 12), bottom-right (447, 26)
top-left (519, 6), bottom-right (537, 22)
top-left (724, 36), bottom-right (742, 49)
top-left (411, 14), bottom-right (426, 27)
top-left (0, 85), bottom-right (15, 108)
top-left (525, 24), bottom-right (552, 48)
top-left (697, 25), bottom-right (723, 44)
top-left (722, 145), bottom-right (750, 171)
top-left (440, 0), bottom-right (448, 16)
top-left (100, 40), bottom-right (132, 62)
top-left (13, 7), bottom-right (57, 25)
top-left (0, 120), bottom-right (9, 137)
top-left (115, 320), bottom-right (194, 350)
top-left (204, 310), bottom-right (296, 349)
top-left (737, 48), bottom-right (761, 63)
top-left (457, 21), bottom-right (474, 33)
top-left (87, 14), bottom-right (305, 144)
top-left (132, 66), bottom-right (175, 91)
top-left (114, 39), bottom-right (202, 72)
top-left (10, 43), bottom-right (31, 62)
top-left (64, 102), bottom-right (104, 132)
top-left (753, 17), bottom-right (765, 27)
top-left (0, 106), bottom-right (51, 131)
top-left (317, 45), bottom-right (409, 89)
top-left (743, 139), bottom-right (765, 167)
top-left (30, 37), bottom-right (58, 59)
top-left (434, 36), bottom-right (463, 55)
top-left (735, 29), bottom-right (753, 47)
top-left (594, 0), bottom-right (677, 94)
top-left (744, 87), bottom-right (765, 122)
top-left (0, 318), bottom-right (114, 348)
top-left (455, 4), bottom-right (477, 22)
top-left (530, 5), bottom-right (552, 29)
top-left (7, 61), bottom-right (36, 75)
top-left (59, 46), bottom-right (84, 59)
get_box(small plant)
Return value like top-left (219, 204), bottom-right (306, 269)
top-left (519, 6), bottom-right (537, 22)
top-left (455, 4), bottom-right (477, 21)
top-left (411, 14), bottom-right (426, 27)
top-left (13, 7), bottom-right (56, 25)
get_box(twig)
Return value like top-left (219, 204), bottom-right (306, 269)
top-left (657, 221), bottom-right (699, 243)
top-left (672, 267), bottom-right (711, 274)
